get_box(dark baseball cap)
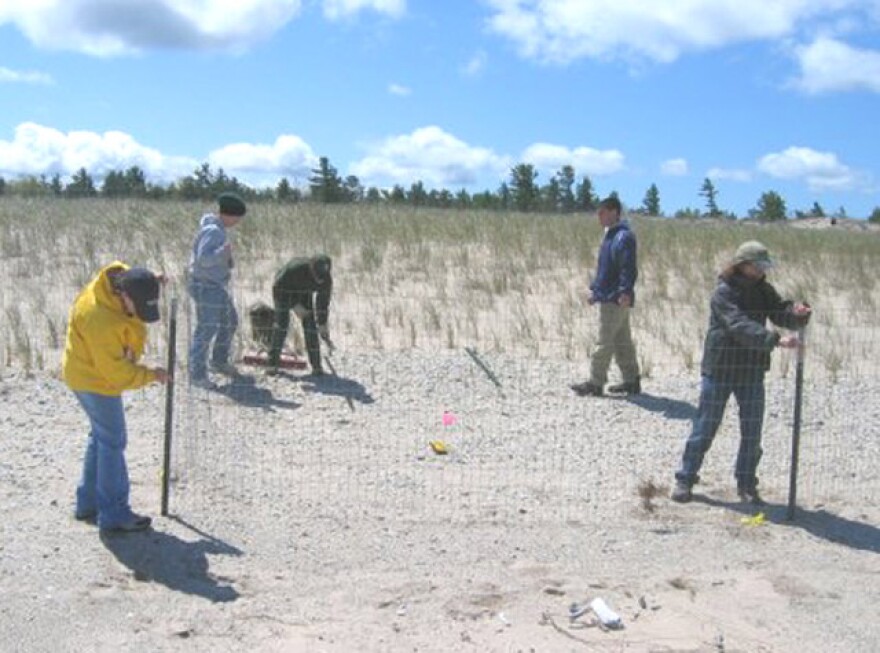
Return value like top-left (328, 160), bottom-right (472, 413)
top-left (119, 268), bottom-right (160, 323)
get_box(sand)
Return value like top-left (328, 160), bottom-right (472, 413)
top-left (1, 346), bottom-right (878, 653)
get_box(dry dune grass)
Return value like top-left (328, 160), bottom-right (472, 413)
top-left (1, 198), bottom-right (878, 381)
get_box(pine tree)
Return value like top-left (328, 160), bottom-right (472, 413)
top-left (752, 190), bottom-right (787, 221)
top-left (509, 163), bottom-right (539, 211)
top-left (699, 178), bottom-right (720, 217)
top-left (66, 168), bottom-right (97, 198)
top-left (642, 183), bottom-right (661, 216)
top-left (575, 176), bottom-right (598, 211)
top-left (308, 156), bottom-right (344, 203)
top-left (556, 165), bottom-right (576, 213)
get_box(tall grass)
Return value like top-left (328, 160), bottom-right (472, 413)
top-left (1, 197), bottom-right (878, 379)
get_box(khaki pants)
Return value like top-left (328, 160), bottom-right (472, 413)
top-left (590, 303), bottom-right (640, 385)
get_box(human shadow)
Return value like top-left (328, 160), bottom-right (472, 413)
top-left (624, 392), bottom-right (697, 420)
top-left (300, 372), bottom-right (375, 405)
top-left (695, 495), bottom-right (880, 554)
top-left (100, 519), bottom-right (243, 602)
top-left (217, 373), bottom-right (300, 411)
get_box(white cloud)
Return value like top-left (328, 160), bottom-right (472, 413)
top-left (0, 122), bottom-right (194, 182)
top-left (388, 83), bottom-right (411, 96)
top-left (0, 122), bottom-right (322, 187)
top-left (521, 143), bottom-right (624, 176)
top-left (208, 135), bottom-right (317, 184)
top-left (0, 0), bottom-right (303, 56)
top-left (661, 158), bottom-right (689, 176)
top-left (707, 167), bottom-right (752, 182)
top-left (350, 126), bottom-right (508, 187)
top-left (462, 50), bottom-right (488, 77)
top-left (792, 36), bottom-right (880, 94)
top-left (0, 66), bottom-right (53, 84)
top-left (322, 0), bottom-right (405, 20)
top-left (757, 146), bottom-right (860, 190)
top-left (485, 0), bottom-right (862, 64)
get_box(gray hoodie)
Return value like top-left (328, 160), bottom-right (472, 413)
top-left (188, 214), bottom-right (232, 287)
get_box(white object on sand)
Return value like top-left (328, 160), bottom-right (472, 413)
top-left (590, 597), bottom-right (623, 629)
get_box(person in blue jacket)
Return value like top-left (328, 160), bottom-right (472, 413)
top-left (572, 195), bottom-right (641, 397)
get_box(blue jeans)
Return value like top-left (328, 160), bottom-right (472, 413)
top-left (74, 392), bottom-right (135, 529)
top-left (188, 281), bottom-right (237, 380)
top-left (675, 375), bottom-right (766, 491)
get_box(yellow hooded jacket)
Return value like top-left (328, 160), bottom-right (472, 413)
top-left (62, 261), bottom-right (158, 396)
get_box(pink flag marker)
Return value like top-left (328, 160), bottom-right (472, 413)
top-left (442, 411), bottom-right (457, 427)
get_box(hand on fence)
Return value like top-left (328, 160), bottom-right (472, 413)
top-left (152, 367), bottom-right (170, 384)
top-left (778, 335), bottom-right (802, 349)
top-left (617, 293), bottom-right (632, 308)
top-left (793, 302), bottom-right (812, 322)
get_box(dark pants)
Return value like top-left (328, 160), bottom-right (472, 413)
top-left (269, 288), bottom-right (321, 372)
top-left (675, 374), bottom-right (766, 492)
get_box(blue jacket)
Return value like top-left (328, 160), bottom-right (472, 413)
top-left (590, 222), bottom-right (637, 304)
top-left (188, 214), bottom-right (232, 287)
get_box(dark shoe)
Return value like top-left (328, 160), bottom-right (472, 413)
top-left (607, 378), bottom-right (641, 395)
top-left (101, 513), bottom-right (152, 533)
top-left (671, 481), bottom-right (693, 503)
top-left (738, 487), bottom-right (765, 506)
top-left (74, 511), bottom-right (97, 525)
top-left (571, 381), bottom-right (603, 397)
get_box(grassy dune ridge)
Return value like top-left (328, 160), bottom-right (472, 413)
top-left (1, 198), bottom-right (878, 379)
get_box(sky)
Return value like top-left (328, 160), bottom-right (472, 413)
top-left (1, 0), bottom-right (879, 218)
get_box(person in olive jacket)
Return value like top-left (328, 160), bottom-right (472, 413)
top-left (268, 255), bottom-right (332, 375)
top-left (671, 241), bottom-right (811, 505)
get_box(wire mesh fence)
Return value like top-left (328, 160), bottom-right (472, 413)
top-left (159, 286), bottom-right (879, 528)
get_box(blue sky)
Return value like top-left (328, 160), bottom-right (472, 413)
top-left (1, 0), bottom-right (879, 217)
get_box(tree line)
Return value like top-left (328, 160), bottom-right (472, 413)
top-left (0, 156), bottom-right (877, 222)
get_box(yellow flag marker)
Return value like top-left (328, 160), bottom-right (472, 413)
top-left (429, 440), bottom-right (449, 455)
top-left (740, 512), bottom-right (767, 527)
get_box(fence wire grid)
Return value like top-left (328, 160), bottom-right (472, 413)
top-left (159, 287), bottom-right (879, 527)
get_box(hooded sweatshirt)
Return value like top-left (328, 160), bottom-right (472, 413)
top-left (62, 261), bottom-right (158, 395)
top-left (188, 214), bottom-right (232, 286)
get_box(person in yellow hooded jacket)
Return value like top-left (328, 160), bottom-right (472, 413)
top-left (63, 262), bottom-right (168, 532)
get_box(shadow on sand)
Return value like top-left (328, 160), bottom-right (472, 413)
top-left (216, 373), bottom-right (301, 411)
top-left (100, 516), bottom-right (243, 602)
top-left (269, 368), bottom-right (375, 407)
top-left (300, 372), bottom-right (375, 405)
top-left (623, 392), bottom-right (697, 420)
top-left (695, 494), bottom-right (880, 554)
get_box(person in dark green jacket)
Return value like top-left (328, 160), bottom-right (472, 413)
top-left (671, 241), bottom-right (811, 505)
top-left (268, 255), bottom-right (332, 375)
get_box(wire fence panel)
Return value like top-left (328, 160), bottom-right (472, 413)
top-left (160, 288), bottom-right (879, 527)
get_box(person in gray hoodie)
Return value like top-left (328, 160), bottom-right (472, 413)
top-left (187, 192), bottom-right (246, 387)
